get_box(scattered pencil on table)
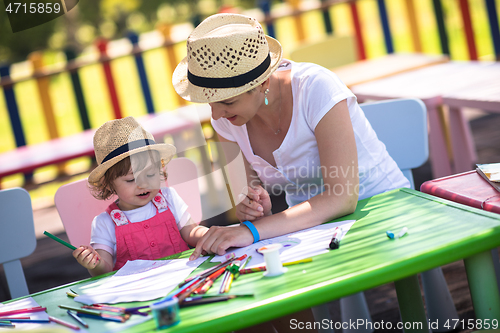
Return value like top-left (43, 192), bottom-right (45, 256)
top-left (77, 312), bottom-right (127, 323)
top-left (83, 304), bottom-right (125, 313)
top-left (0, 322), bottom-right (15, 327)
top-left (49, 315), bottom-right (81, 330)
top-left (0, 306), bottom-right (46, 317)
top-left (235, 255), bottom-right (252, 279)
top-left (66, 291), bottom-right (79, 298)
top-left (43, 231), bottom-right (77, 250)
top-left (180, 294), bottom-right (253, 307)
top-left (3, 318), bottom-right (50, 323)
top-left (239, 258), bottom-right (313, 274)
top-left (58, 305), bottom-right (101, 316)
top-left (0, 317), bottom-right (29, 320)
top-left (67, 310), bottom-right (89, 328)
top-left (179, 253), bottom-right (236, 286)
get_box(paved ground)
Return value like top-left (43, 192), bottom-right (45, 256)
top-left (1, 111), bottom-right (499, 332)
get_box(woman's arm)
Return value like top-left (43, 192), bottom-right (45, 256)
top-left (190, 99), bottom-right (358, 259)
top-left (217, 135), bottom-right (272, 220)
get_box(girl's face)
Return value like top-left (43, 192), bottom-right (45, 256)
top-left (111, 161), bottom-right (161, 211)
top-left (209, 88), bottom-right (264, 126)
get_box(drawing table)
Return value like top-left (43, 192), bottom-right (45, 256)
top-left (350, 61), bottom-right (494, 179)
top-left (7, 188), bottom-right (500, 333)
top-left (442, 63), bottom-right (500, 173)
top-left (331, 53), bottom-right (449, 88)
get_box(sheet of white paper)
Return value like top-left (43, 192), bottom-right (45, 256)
top-left (212, 220), bottom-right (355, 268)
top-left (0, 297), bottom-right (85, 332)
top-left (74, 257), bottom-right (207, 305)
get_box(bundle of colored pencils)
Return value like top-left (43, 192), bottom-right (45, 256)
top-left (171, 254), bottom-right (249, 305)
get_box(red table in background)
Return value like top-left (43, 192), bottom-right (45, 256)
top-left (421, 170), bottom-right (500, 291)
top-left (420, 170), bottom-right (500, 214)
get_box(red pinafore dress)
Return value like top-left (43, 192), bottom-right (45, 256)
top-left (106, 190), bottom-right (190, 270)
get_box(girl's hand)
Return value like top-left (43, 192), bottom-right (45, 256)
top-left (236, 185), bottom-right (272, 222)
top-left (189, 225), bottom-right (254, 260)
top-left (72, 245), bottom-right (100, 270)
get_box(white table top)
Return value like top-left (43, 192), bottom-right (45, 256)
top-left (351, 61), bottom-right (496, 104)
top-left (442, 63), bottom-right (500, 112)
top-left (332, 53), bottom-right (449, 88)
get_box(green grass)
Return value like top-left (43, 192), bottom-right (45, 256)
top-left (0, 0), bottom-right (497, 204)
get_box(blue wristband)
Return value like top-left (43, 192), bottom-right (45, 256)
top-left (241, 221), bottom-right (260, 243)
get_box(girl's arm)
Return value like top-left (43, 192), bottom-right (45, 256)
top-left (180, 219), bottom-right (209, 247)
top-left (190, 99), bottom-right (358, 259)
top-left (73, 246), bottom-right (114, 277)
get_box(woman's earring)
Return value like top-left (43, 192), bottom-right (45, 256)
top-left (264, 89), bottom-right (269, 105)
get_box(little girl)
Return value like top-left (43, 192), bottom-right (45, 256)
top-left (72, 117), bottom-right (209, 276)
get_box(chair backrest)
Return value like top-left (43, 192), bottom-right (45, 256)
top-left (359, 98), bottom-right (429, 189)
top-left (289, 35), bottom-right (357, 69)
top-left (0, 188), bottom-right (36, 299)
top-left (55, 157), bottom-right (202, 247)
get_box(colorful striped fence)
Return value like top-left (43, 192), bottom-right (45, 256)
top-left (0, 0), bottom-right (499, 185)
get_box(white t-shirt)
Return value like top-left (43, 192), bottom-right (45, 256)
top-left (90, 187), bottom-right (192, 259)
top-left (211, 60), bottom-right (409, 206)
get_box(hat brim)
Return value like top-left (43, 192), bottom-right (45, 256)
top-left (172, 35), bottom-right (283, 104)
top-left (88, 144), bottom-right (176, 185)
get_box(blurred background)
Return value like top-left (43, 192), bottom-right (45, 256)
top-left (1, 1), bottom-right (500, 327)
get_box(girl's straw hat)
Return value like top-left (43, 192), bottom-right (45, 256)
top-left (88, 117), bottom-right (176, 184)
top-left (172, 13), bottom-right (283, 103)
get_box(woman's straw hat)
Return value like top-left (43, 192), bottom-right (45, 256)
top-left (88, 117), bottom-right (176, 184)
top-left (172, 13), bottom-right (283, 103)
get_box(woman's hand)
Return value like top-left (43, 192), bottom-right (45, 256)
top-left (189, 225), bottom-right (254, 260)
top-left (236, 185), bottom-right (272, 222)
top-left (72, 245), bottom-right (100, 270)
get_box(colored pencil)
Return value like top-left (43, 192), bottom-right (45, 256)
top-left (0, 317), bottom-right (29, 320)
top-left (180, 253), bottom-right (236, 286)
top-left (0, 322), bottom-right (15, 327)
top-left (197, 266), bottom-right (226, 294)
top-left (58, 305), bottom-right (101, 316)
top-left (66, 291), bottom-right (78, 298)
top-left (0, 306), bottom-right (46, 316)
top-left (218, 270), bottom-right (231, 294)
top-left (83, 304), bottom-right (125, 313)
top-left (49, 315), bottom-right (81, 330)
top-left (43, 231), bottom-right (77, 250)
top-left (239, 258), bottom-right (313, 274)
top-left (234, 255), bottom-right (252, 280)
top-left (4, 318), bottom-right (50, 323)
top-left (67, 310), bottom-right (89, 328)
top-left (176, 278), bottom-right (208, 303)
top-left (77, 312), bottom-right (126, 323)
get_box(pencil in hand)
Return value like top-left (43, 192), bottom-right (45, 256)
top-left (43, 231), bottom-right (77, 250)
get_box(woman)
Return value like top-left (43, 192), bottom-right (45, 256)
top-left (172, 13), bottom-right (409, 257)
